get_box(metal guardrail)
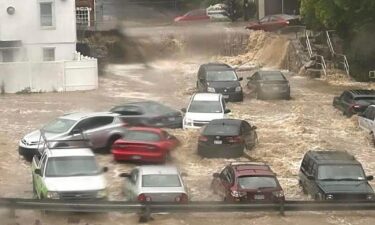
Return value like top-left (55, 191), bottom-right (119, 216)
top-left (1, 198), bottom-right (375, 222)
top-left (305, 31), bottom-right (327, 77)
top-left (326, 31), bottom-right (350, 76)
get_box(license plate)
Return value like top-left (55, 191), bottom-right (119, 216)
top-left (254, 195), bottom-right (265, 200)
top-left (223, 95), bottom-right (229, 99)
top-left (214, 140), bottom-right (222, 145)
top-left (131, 155), bottom-right (142, 160)
top-left (168, 117), bottom-right (176, 121)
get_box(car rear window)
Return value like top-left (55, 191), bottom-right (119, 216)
top-left (317, 165), bottom-right (365, 180)
top-left (354, 97), bottom-right (375, 101)
top-left (206, 70), bottom-right (237, 81)
top-left (142, 174), bottom-right (181, 187)
top-left (238, 176), bottom-right (278, 189)
top-left (261, 73), bottom-right (285, 81)
top-left (203, 124), bottom-right (239, 136)
top-left (125, 130), bottom-right (161, 142)
top-left (45, 156), bottom-right (100, 177)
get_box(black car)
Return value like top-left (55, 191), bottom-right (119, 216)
top-left (298, 150), bottom-right (374, 201)
top-left (196, 63), bottom-right (243, 102)
top-left (333, 90), bottom-right (375, 117)
top-left (197, 119), bottom-right (257, 158)
top-left (110, 101), bottom-right (182, 128)
top-left (247, 71), bottom-right (290, 100)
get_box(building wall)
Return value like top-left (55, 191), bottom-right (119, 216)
top-left (0, 0), bottom-right (76, 61)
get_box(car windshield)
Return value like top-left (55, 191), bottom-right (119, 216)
top-left (42, 118), bottom-right (76, 133)
top-left (203, 124), bottom-right (239, 136)
top-left (262, 73), bottom-right (285, 81)
top-left (318, 165), bottom-right (366, 180)
top-left (142, 174), bottom-right (181, 187)
top-left (188, 101), bottom-right (222, 113)
top-left (45, 156), bottom-right (100, 177)
top-left (125, 130), bottom-right (160, 142)
top-left (206, 71), bottom-right (237, 81)
top-left (238, 176), bottom-right (278, 189)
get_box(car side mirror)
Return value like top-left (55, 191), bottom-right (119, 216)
top-left (70, 128), bottom-right (82, 135)
top-left (224, 109), bottom-right (231, 114)
top-left (181, 108), bottom-right (187, 113)
top-left (238, 77), bottom-right (243, 81)
top-left (307, 175), bottom-right (314, 180)
top-left (119, 173), bottom-right (131, 178)
top-left (213, 173), bottom-right (220, 178)
top-left (367, 175), bottom-right (374, 181)
top-left (34, 168), bottom-right (42, 176)
top-left (102, 167), bottom-right (109, 173)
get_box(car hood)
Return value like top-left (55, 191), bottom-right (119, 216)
top-left (207, 81), bottom-right (241, 88)
top-left (185, 112), bottom-right (224, 121)
top-left (318, 181), bottom-right (374, 194)
top-left (22, 129), bottom-right (65, 144)
top-left (45, 175), bottom-right (107, 192)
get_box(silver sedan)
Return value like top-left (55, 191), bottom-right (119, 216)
top-left (120, 165), bottom-right (189, 203)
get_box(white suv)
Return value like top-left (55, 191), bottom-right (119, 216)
top-left (31, 145), bottom-right (108, 200)
top-left (182, 93), bottom-right (230, 129)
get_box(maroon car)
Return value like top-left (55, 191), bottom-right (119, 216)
top-left (174, 9), bottom-right (210, 22)
top-left (211, 162), bottom-right (285, 203)
top-left (245, 14), bottom-right (301, 32)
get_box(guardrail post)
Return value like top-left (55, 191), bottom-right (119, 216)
top-left (139, 204), bottom-right (152, 223)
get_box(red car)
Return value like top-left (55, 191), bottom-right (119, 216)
top-left (111, 127), bottom-right (179, 163)
top-left (174, 9), bottom-right (210, 22)
top-left (245, 14), bottom-right (301, 32)
top-left (211, 162), bottom-right (285, 203)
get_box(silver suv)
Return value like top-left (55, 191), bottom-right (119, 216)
top-left (19, 112), bottom-right (126, 160)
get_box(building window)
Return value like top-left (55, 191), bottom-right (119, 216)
top-left (40, 2), bottom-right (54, 27)
top-left (76, 7), bottom-right (91, 27)
top-left (43, 48), bottom-right (55, 61)
top-left (1, 49), bottom-right (15, 62)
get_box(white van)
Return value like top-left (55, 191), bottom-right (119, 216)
top-left (182, 93), bottom-right (230, 129)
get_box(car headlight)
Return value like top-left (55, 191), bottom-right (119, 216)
top-left (325, 194), bottom-right (334, 200)
top-left (207, 87), bottom-right (215, 93)
top-left (96, 189), bottom-right (108, 198)
top-left (46, 191), bottom-right (60, 199)
top-left (230, 190), bottom-right (246, 198)
top-left (184, 118), bottom-right (194, 126)
top-left (272, 190), bottom-right (284, 198)
top-left (366, 194), bottom-right (374, 200)
top-left (235, 86), bottom-right (242, 92)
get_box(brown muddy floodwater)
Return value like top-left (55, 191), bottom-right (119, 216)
top-left (1, 29), bottom-right (375, 225)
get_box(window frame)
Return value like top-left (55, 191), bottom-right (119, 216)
top-left (42, 47), bottom-right (55, 61)
top-left (39, 0), bottom-right (55, 29)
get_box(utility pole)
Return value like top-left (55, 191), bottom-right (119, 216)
top-left (244, 0), bottom-right (249, 21)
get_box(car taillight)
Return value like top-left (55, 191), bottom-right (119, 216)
top-left (175, 193), bottom-right (188, 203)
top-left (231, 190), bottom-right (246, 198)
top-left (351, 104), bottom-right (361, 109)
top-left (225, 136), bottom-right (243, 143)
top-left (199, 135), bottom-right (208, 142)
top-left (138, 194), bottom-right (152, 202)
top-left (285, 20), bottom-right (290, 24)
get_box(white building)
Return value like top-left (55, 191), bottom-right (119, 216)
top-left (0, 0), bottom-right (98, 93)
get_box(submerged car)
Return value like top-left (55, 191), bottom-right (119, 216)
top-left (247, 70), bottom-right (290, 99)
top-left (245, 14), bottom-right (301, 31)
top-left (211, 162), bottom-right (285, 202)
top-left (298, 150), bottom-right (374, 201)
top-left (120, 165), bottom-right (188, 203)
top-left (32, 143), bottom-right (108, 200)
top-left (198, 119), bottom-right (257, 158)
top-left (111, 127), bottom-right (180, 163)
top-left (110, 101), bottom-right (182, 129)
top-left (333, 90), bottom-right (375, 117)
top-left (197, 63), bottom-right (243, 102)
top-left (182, 93), bottom-right (231, 129)
top-left (19, 112), bottom-right (127, 160)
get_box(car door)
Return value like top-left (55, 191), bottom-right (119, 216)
top-left (242, 121), bottom-right (256, 149)
top-left (267, 16), bottom-right (285, 31)
top-left (125, 169), bottom-right (140, 201)
top-left (247, 73), bottom-right (260, 92)
top-left (304, 161), bottom-right (319, 197)
top-left (217, 167), bottom-right (233, 199)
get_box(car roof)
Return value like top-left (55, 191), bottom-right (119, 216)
top-left (257, 70), bottom-right (283, 76)
top-left (128, 127), bottom-right (163, 134)
top-left (210, 119), bottom-right (242, 126)
top-left (200, 63), bottom-right (233, 71)
top-left (230, 162), bottom-right (275, 176)
top-left (306, 150), bottom-right (361, 165)
top-left (61, 112), bottom-right (119, 121)
top-left (346, 89), bottom-right (375, 97)
top-left (48, 148), bottom-right (95, 158)
top-left (193, 93), bottom-right (221, 101)
top-left (203, 119), bottom-right (242, 135)
top-left (139, 165), bottom-right (179, 175)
